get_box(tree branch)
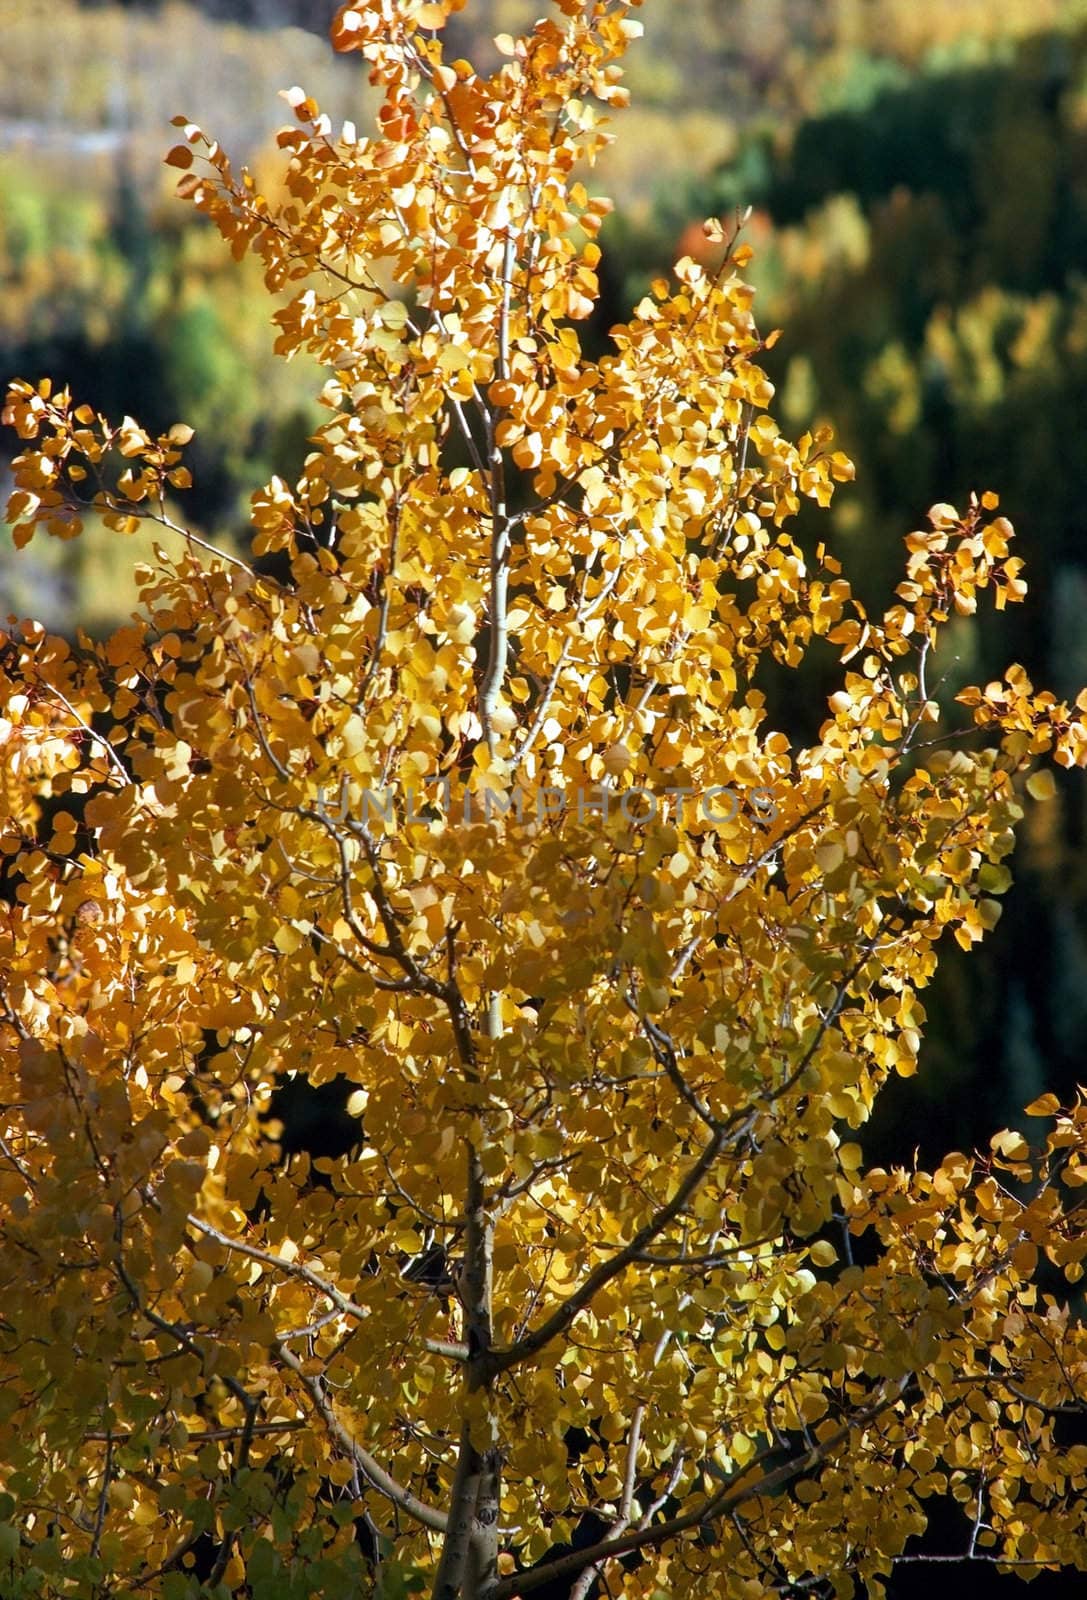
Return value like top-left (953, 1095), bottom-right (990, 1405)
top-left (567, 1405), bottom-right (644, 1600)
top-left (488, 1127), bottom-right (727, 1375)
top-left (484, 1376), bottom-right (910, 1599)
top-left (276, 1341), bottom-right (448, 1533)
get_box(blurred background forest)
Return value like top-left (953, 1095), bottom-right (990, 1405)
top-left (3, 0), bottom-right (1087, 1174)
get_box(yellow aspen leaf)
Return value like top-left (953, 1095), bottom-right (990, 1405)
top-left (991, 1130), bottom-right (1030, 1161)
top-left (813, 839), bottom-right (844, 873)
top-left (1026, 768), bottom-right (1057, 801)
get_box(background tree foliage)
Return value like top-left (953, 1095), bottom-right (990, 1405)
top-left (5, 4), bottom-right (1087, 1598)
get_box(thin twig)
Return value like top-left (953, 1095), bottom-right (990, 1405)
top-left (567, 1405), bottom-right (645, 1600)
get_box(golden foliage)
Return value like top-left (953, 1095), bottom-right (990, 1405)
top-left (3, 3), bottom-right (1087, 1596)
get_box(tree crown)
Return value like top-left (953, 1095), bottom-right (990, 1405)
top-left (4, 3), bottom-right (1087, 1597)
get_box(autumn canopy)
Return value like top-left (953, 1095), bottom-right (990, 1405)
top-left (4, 2), bottom-right (1087, 1597)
